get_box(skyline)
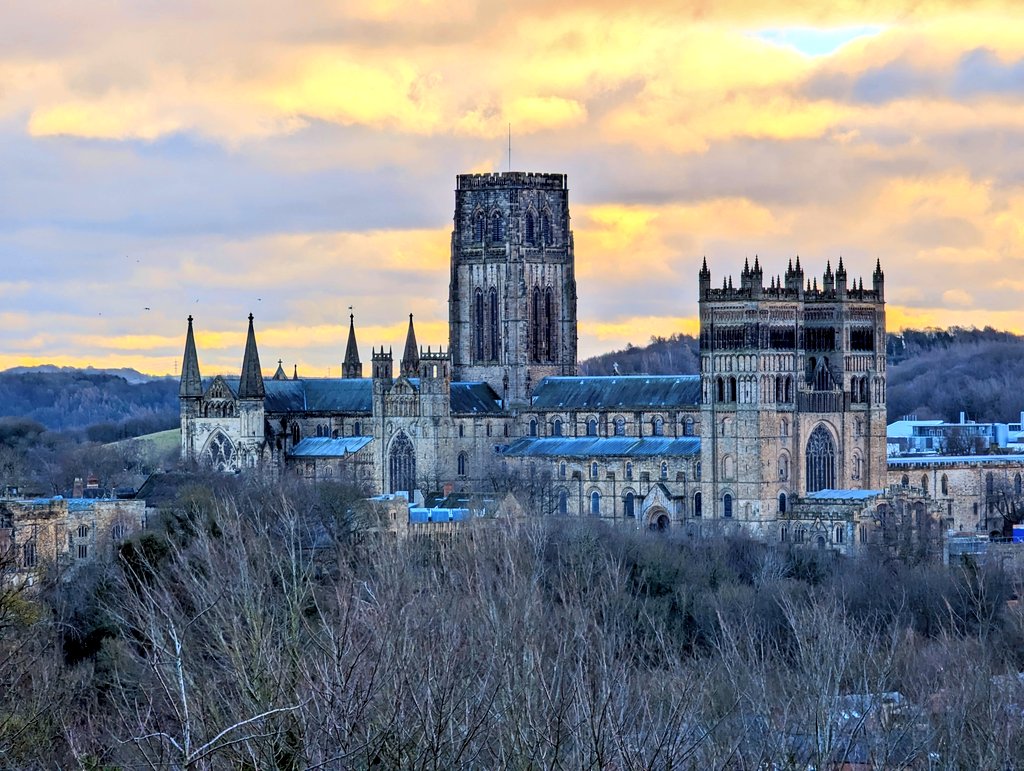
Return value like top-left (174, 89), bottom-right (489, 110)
top-left (3, 2), bottom-right (1024, 376)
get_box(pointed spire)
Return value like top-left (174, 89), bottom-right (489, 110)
top-left (700, 256), bottom-right (710, 276)
top-left (342, 313), bottom-right (362, 378)
top-left (293, 363), bottom-right (298, 380)
top-left (238, 313), bottom-right (265, 399)
top-left (179, 315), bottom-right (203, 398)
top-left (401, 313), bottom-right (420, 378)
top-left (273, 359), bottom-right (287, 380)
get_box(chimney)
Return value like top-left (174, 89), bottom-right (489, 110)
top-left (72, 477), bottom-right (84, 498)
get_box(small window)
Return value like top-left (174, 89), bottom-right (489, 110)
top-left (860, 524), bottom-right (869, 543)
top-left (780, 419), bottom-right (788, 438)
top-left (652, 417), bottom-right (664, 436)
top-left (835, 525), bottom-right (844, 544)
top-left (660, 462), bottom-right (668, 480)
top-left (353, 421), bottom-right (361, 436)
top-left (78, 544), bottom-right (88, 559)
top-left (683, 417), bottom-right (694, 436)
top-left (486, 423), bottom-right (492, 437)
top-left (695, 461), bottom-right (702, 481)
top-left (457, 453), bottom-right (467, 477)
top-left (559, 462), bottom-right (566, 479)
top-left (941, 474), bottom-right (949, 495)
top-left (78, 524), bottom-right (89, 539)
top-left (23, 541), bottom-right (36, 568)
top-left (111, 523), bottom-right (126, 541)
top-left (921, 475), bottom-right (929, 494)
top-left (458, 424), bottom-right (464, 438)
top-left (693, 491), bottom-right (702, 517)
top-left (587, 418), bottom-right (597, 436)
top-left (723, 493), bottom-right (733, 519)
top-left (552, 418), bottom-right (563, 437)
top-left (778, 492), bottom-right (787, 514)
top-left (590, 490), bottom-right (601, 515)
top-left (529, 419), bottom-right (537, 437)
top-left (614, 417), bottom-right (625, 436)
top-left (590, 462), bottom-right (598, 480)
top-left (625, 462), bottom-right (633, 480)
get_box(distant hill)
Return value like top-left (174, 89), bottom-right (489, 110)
top-left (580, 327), bottom-right (1024, 424)
top-left (0, 372), bottom-right (179, 434)
top-left (1, 364), bottom-right (166, 384)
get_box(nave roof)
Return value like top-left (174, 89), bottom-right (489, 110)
top-left (502, 436), bottom-right (701, 459)
top-left (531, 375), bottom-right (700, 411)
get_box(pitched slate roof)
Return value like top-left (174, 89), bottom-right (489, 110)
top-left (450, 382), bottom-right (502, 414)
top-left (289, 436), bottom-right (373, 458)
top-left (502, 436), bottom-right (701, 458)
top-left (531, 375), bottom-right (700, 411)
top-left (802, 489), bottom-right (883, 501)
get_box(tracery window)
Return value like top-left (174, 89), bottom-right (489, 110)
top-left (525, 211), bottom-right (536, 244)
top-left (23, 541), bottom-right (36, 568)
top-left (542, 210), bottom-right (553, 245)
top-left (805, 425), bottom-right (836, 493)
top-left (205, 431), bottom-right (236, 471)
top-left (473, 210), bottom-right (485, 242)
top-left (388, 432), bottom-right (416, 495)
top-left (490, 211), bottom-right (503, 242)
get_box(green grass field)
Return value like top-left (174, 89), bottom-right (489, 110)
top-left (108, 428), bottom-right (180, 454)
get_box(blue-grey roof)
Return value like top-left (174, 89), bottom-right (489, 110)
top-left (502, 436), bottom-right (701, 458)
top-left (289, 436), bottom-right (373, 458)
top-left (803, 489), bottom-right (883, 501)
top-left (451, 382), bottom-right (502, 414)
top-left (409, 507), bottom-right (472, 523)
top-left (531, 375), bottom-right (700, 411)
top-left (202, 377), bottom-right (501, 415)
top-left (889, 454), bottom-right (1024, 467)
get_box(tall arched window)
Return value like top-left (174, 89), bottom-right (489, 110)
top-left (921, 475), bottom-right (929, 494)
top-left (941, 474), bottom-right (949, 495)
top-left (457, 452), bottom-right (467, 477)
top-left (693, 491), bottom-right (702, 517)
top-left (805, 425), bottom-right (836, 493)
top-left (474, 289), bottom-right (485, 361)
top-left (625, 462), bottom-right (633, 480)
top-left (652, 417), bottom-right (664, 436)
top-left (558, 490), bottom-right (568, 515)
top-left (587, 419), bottom-right (597, 436)
top-left (624, 491), bottom-right (635, 518)
top-left (779, 454), bottom-right (789, 481)
top-left (488, 288), bottom-right (500, 361)
top-left (204, 430), bottom-right (236, 471)
top-left (541, 210), bottom-right (553, 245)
top-left (723, 493), bottom-right (733, 518)
top-left (388, 432), bottom-right (416, 495)
top-left (529, 287), bottom-right (542, 362)
top-left (590, 462), bottom-right (598, 479)
top-left (473, 210), bottom-right (485, 242)
top-left (683, 417), bottom-right (694, 436)
top-left (543, 287), bottom-right (556, 362)
top-left (559, 462), bottom-right (566, 478)
top-left (590, 490), bottom-right (601, 515)
top-left (778, 492), bottom-right (787, 513)
top-left (22, 541), bottom-right (36, 568)
top-left (525, 211), bottom-right (536, 244)
top-left (987, 472), bottom-right (994, 497)
top-left (552, 418), bottom-right (563, 436)
top-left (614, 417), bottom-right (625, 436)
top-left (529, 419), bottom-right (537, 437)
top-left (490, 211), bottom-right (503, 242)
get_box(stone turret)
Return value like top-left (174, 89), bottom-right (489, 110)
top-left (238, 314), bottom-right (265, 400)
top-left (179, 315), bottom-right (202, 399)
top-left (699, 256), bottom-right (711, 299)
top-left (273, 359), bottom-right (287, 380)
top-left (342, 314), bottom-right (362, 378)
top-left (836, 257), bottom-right (848, 299)
top-left (873, 258), bottom-right (885, 300)
top-left (401, 314), bottom-right (420, 378)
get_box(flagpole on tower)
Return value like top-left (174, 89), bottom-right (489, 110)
top-left (508, 123), bottom-right (511, 171)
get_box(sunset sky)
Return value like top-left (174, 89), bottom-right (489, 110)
top-left (2, 1), bottom-right (1023, 376)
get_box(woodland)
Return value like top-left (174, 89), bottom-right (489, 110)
top-left (2, 477), bottom-right (1024, 768)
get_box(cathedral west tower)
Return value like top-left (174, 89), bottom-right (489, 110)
top-left (449, 172), bottom-right (578, 407)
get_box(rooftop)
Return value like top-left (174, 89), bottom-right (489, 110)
top-left (531, 375), bottom-right (700, 411)
top-left (502, 436), bottom-right (701, 459)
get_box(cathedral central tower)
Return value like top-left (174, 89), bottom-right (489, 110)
top-left (449, 172), bottom-right (578, 406)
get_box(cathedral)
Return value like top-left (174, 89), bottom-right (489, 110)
top-left (179, 170), bottom-right (943, 553)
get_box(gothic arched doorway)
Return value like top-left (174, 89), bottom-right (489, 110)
top-left (388, 432), bottom-right (416, 495)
